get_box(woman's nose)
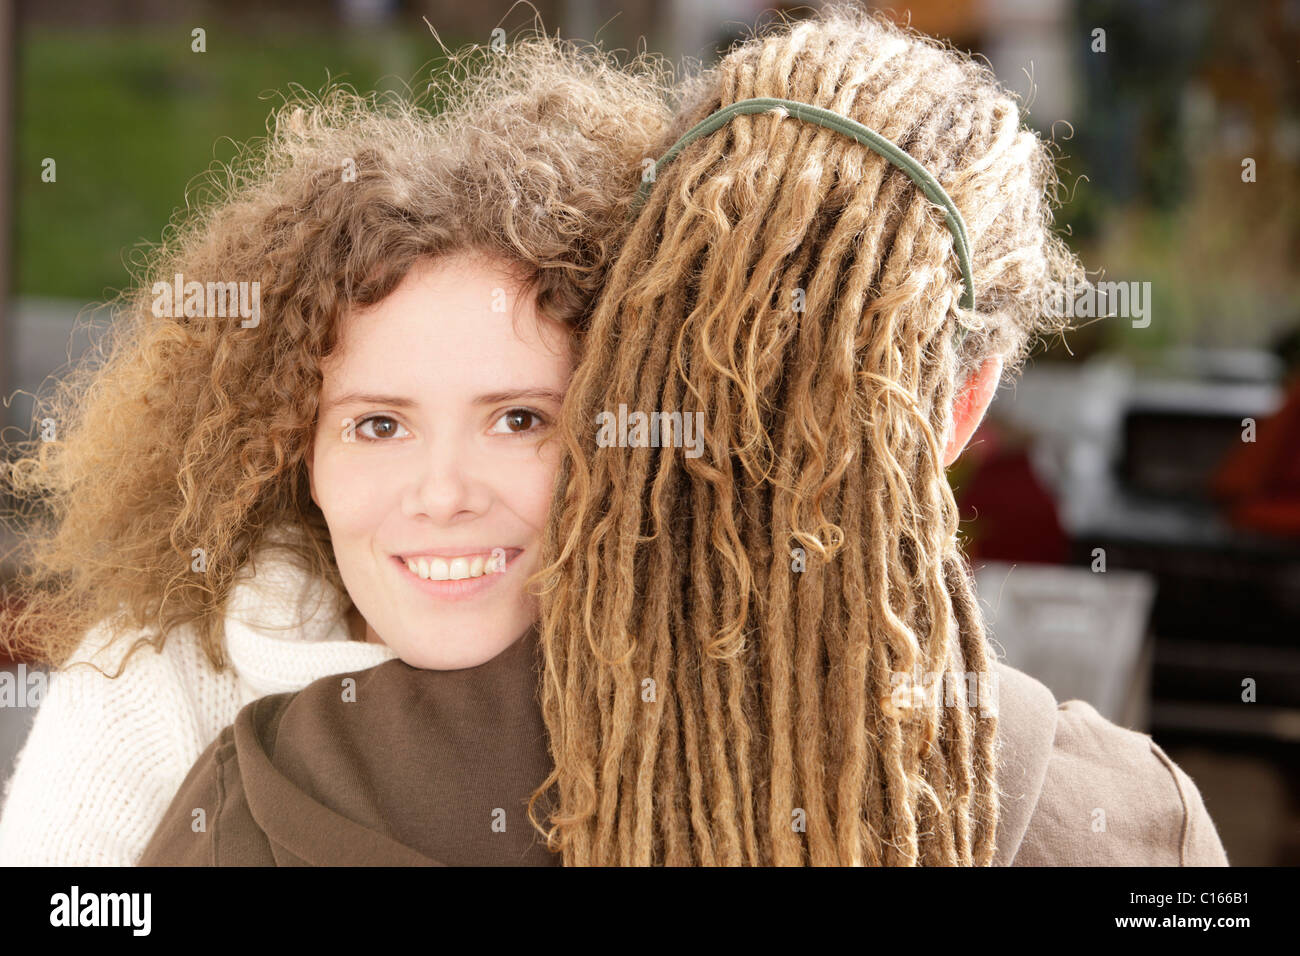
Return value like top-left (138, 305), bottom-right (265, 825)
top-left (404, 439), bottom-right (491, 523)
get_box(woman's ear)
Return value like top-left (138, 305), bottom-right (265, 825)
top-left (305, 441), bottom-right (319, 509)
top-left (943, 353), bottom-right (1004, 467)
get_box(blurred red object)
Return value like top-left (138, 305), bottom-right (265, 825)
top-left (949, 418), bottom-right (1068, 564)
top-left (1212, 373), bottom-right (1300, 537)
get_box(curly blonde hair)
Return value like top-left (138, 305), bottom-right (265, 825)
top-left (0, 29), bottom-right (675, 675)
top-left (527, 3), bottom-right (1087, 865)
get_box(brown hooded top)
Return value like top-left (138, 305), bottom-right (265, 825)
top-left (137, 626), bottom-right (1228, 867)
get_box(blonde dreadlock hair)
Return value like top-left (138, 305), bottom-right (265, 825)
top-left (526, 3), bottom-right (1086, 865)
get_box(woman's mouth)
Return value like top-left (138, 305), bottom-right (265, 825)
top-left (390, 549), bottom-right (523, 601)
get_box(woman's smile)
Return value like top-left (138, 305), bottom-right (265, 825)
top-left (389, 548), bottom-right (524, 602)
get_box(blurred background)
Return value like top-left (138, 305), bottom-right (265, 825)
top-left (0, 0), bottom-right (1296, 864)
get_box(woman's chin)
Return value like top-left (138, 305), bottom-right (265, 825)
top-left (381, 627), bottom-right (532, 671)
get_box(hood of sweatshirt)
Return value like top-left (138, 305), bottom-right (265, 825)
top-left (222, 523), bottom-right (398, 699)
top-left (142, 623), bottom-right (559, 866)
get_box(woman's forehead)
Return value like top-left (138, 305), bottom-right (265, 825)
top-left (322, 255), bottom-right (572, 401)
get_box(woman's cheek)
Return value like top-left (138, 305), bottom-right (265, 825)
top-left (510, 443), bottom-right (562, 529)
top-left (318, 451), bottom-right (393, 526)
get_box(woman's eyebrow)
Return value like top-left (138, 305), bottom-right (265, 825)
top-left (473, 387), bottom-right (565, 406)
top-left (322, 392), bottom-right (418, 410)
top-left (322, 387), bottom-right (564, 410)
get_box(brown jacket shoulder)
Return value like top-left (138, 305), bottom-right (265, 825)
top-left (993, 661), bottom-right (1229, 866)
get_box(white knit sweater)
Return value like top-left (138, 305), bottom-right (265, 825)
top-left (0, 531), bottom-right (398, 865)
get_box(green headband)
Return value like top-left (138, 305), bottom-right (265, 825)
top-left (631, 96), bottom-right (975, 340)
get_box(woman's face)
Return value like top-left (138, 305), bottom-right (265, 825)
top-left (308, 250), bottom-right (571, 669)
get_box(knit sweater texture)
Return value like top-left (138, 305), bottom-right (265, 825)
top-left (0, 528), bottom-right (396, 865)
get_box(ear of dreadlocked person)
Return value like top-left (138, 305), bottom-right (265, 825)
top-left (944, 355), bottom-right (1004, 467)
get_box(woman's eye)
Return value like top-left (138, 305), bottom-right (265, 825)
top-left (489, 408), bottom-right (547, 435)
top-left (355, 415), bottom-right (408, 441)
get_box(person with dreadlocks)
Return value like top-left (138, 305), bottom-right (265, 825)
top-left (138, 4), bottom-right (1227, 866)
top-left (522, 2), bottom-right (1229, 867)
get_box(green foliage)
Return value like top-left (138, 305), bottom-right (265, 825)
top-left (15, 25), bottom-right (460, 300)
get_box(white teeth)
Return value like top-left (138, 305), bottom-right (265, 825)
top-left (404, 552), bottom-right (510, 581)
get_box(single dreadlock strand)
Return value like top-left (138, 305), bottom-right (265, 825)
top-left (558, 581), bottom-right (596, 865)
top-left (600, 298), bottom-right (680, 864)
top-left (826, 419), bottom-right (871, 866)
top-left (632, 292), bottom-right (695, 866)
top-left (817, 514), bottom-right (856, 865)
top-left (761, 432), bottom-right (803, 865)
top-left (656, 607), bottom-right (690, 864)
top-left (587, 536), bottom-right (618, 863)
top-left (872, 202), bottom-right (956, 773)
top-left (725, 321), bottom-right (769, 866)
top-left (915, 314), bottom-right (980, 865)
top-left (871, 632), bottom-right (917, 865)
top-left (948, 551), bottom-right (1001, 864)
top-left (769, 227), bottom-right (837, 866)
top-left (867, 456), bottom-right (923, 865)
top-left (793, 547), bottom-right (832, 865)
top-left (616, 766), bottom-right (633, 865)
top-left (677, 540), bottom-right (718, 865)
top-left (658, 460), bottom-right (698, 866)
top-left (838, 445), bottom-right (878, 865)
top-left (792, 198), bottom-right (876, 866)
top-left (692, 402), bottom-right (748, 869)
top-left (733, 479), bottom-right (766, 865)
top-left (543, 358), bottom-right (605, 864)
top-left (688, 406), bottom-right (748, 864)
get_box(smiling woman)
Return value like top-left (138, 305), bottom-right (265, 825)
top-left (308, 250), bottom-right (573, 669)
top-left (0, 29), bottom-right (676, 865)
